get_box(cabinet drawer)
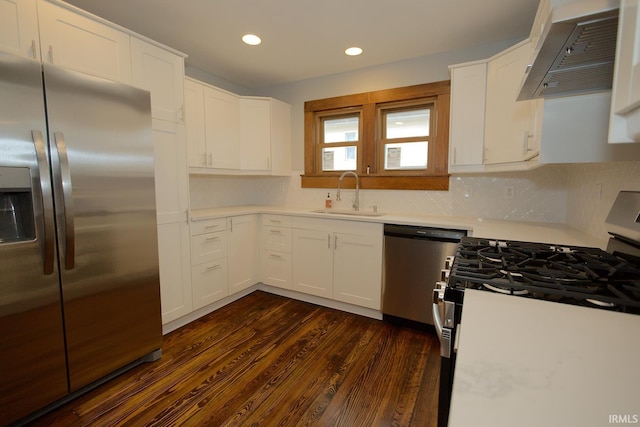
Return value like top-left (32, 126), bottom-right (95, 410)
top-left (261, 226), bottom-right (292, 252)
top-left (191, 218), bottom-right (227, 236)
top-left (261, 250), bottom-right (292, 290)
top-left (191, 231), bottom-right (227, 265)
top-left (262, 214), bottom-right (292, 228)
top-left (192, 259), bottom-right (228, 310)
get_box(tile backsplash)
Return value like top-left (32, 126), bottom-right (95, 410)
top-left (190, 164), bottom-right (569, 223)
top-left (565, 161), bottom-right (640, 241)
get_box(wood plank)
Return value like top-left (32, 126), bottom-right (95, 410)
top-left (29, 291), bottom-right (440, 426)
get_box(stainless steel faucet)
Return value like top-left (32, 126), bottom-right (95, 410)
top-left (336, 171), bottom-right (359, 211)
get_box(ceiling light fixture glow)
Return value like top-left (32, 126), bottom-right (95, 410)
top-left (345, 47), bottom-right (363, 56)
top-left (242, 34), bottom-right (262, 46)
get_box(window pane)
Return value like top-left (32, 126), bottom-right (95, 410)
top-left (324, 116), bottom-right (359, 143)
top-left (386, 109), bottom-right (429, 139)
top-left (384, 142), bottom-right (427, 170)
top-left (322, 146), bottom-right (357, 171)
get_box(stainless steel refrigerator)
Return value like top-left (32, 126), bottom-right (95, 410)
top-left (0, 51), bottom-right (162, 425)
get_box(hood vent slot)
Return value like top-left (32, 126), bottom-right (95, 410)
top-left (518, 10), bottom-right (619, 100)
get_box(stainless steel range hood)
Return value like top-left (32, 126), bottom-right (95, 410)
top-left (517, 0), bottom-right (620, 101)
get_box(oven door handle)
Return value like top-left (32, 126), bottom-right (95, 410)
top-left (432, 296), bottom-right (443, 341)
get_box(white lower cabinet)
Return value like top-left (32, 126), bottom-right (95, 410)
top-left (333, 231), bottom-right (383, 309)
top-left (260, 215), bottom-right (293, 290)
top-left (227, 215), bottom-right (258, 294)
top-left (292, 228), bottom-right (334, 298)
top-left (190, 218), bottom-right (228, 310)
top-left (292, 218), bottom-right (383, 310)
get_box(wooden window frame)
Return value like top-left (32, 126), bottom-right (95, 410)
top-left (377, 99), bottom-right (435, 175)
top-left (302, 81), bottom-right (451, 191)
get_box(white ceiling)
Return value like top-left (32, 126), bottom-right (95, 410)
top-left (63, 0), bottom-right (540, 89)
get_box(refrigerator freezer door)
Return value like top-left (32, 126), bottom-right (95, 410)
top-left (43, 64), bottom-right (162, 391)
top-left (0, 53), bottom-right (68, 424)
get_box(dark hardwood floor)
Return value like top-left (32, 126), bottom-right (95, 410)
top-left (28, 291), bottom-right (440, 426)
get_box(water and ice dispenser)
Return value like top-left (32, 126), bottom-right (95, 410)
top-left (0, 166), bottom-right (35, 243)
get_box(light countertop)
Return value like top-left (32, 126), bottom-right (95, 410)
top-left (448, 289), bottom-right (640, 427)
top-left (190, 205), bottom-right (606, 249)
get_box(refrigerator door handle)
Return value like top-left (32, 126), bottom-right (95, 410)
top-left (32, 130), bottom-right (55, 275)
top-left (53, 132), bottom-right (75, 270)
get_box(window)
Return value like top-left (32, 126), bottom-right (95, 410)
top-left (380, 102), bottom-right (433, 172)
top-left (303, 81), bottom-right (450, 190)
top-left (319, 112), bottom-right (360, 171)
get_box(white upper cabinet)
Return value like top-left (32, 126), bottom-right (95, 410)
top-left (609, 0), bottom-right (640, 143)
top-left (204, 85), bottom-right (241, 169)
top-left (37, 0), bottom-right (132, 83)
top-left (449, 40), bottom-right (541, 173)
top-left (184, 77), bottom-right (292, 174)
top-left (449, 61), bottom-right (487, 168)
top-left (240, 97), bottom-right (272, 172)
top-left (130, 37), bottom-right (185, 124)
top-left (185, 78), bottom-right (208, 168)
top-left (484, 41), bottom-right (541, 164)
top-left (239, 97), bottom-right (292, 175)
top-left (185, 78), bottom-right (238, 169)
top-left (0, 0), bottom-right (40, 59)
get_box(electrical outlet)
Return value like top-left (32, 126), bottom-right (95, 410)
top-left (504, 185), bottom-right (515, 199)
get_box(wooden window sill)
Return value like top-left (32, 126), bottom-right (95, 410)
top-left (300, 175), bottom-right (450, 191)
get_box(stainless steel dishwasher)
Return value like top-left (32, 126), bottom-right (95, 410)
top-left (382, 224), bottom-right (467, 326)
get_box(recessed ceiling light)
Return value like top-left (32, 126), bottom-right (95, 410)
top-left (242, 34), bottom-right (262, 46)
top-left (345, 47), bottom-right (363, 56)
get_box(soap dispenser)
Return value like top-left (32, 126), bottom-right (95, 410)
top-left (325, 192), bottom-right (332, 209)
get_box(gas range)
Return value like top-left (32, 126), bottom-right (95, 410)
top-left (445, 237), bottom-right (640, 314)
top-left (433, 191), bottom-right (640, 427)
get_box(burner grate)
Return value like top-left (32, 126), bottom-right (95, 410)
top-left (448, 237), bottom-right (640, 314)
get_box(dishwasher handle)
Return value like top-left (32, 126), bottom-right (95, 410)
top-left (383, 224), bottom-right (467, 242)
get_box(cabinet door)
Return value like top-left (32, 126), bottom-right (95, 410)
top-left (37, 0), bottom-right (132, 83)
top-left (292, 228), bottom-right (333, 299)
top-left (185, 79), bottom-right (208, 167)
top-left (0, 0), bottom-right (40, 59)
top-left (610, 0), bottom-right (640, 143)
top-left (192, 259), bottom-right (228, 310)
top-left (261, 250), bottom-right (292, 290)
top-left (270, 99), bottom-right (292, 176)
top-left (449, 62), bottom-right (487, 166)
top-left (227, 215), bottom-right (257, 294)
top-left (157, 221), bottom-right (191, 324)
top-left (204, 86), bottom-right (240, 169)
top-left (484, 42), bottom-right (537, 164)
top-left (333, 232), bottom-right (383, 310)
top-left (131, 37), bottom-right (185, 123)
top-left (151, 119), bottom-right (191, 324)
top-left (240, 97), bottom-right (271, 171)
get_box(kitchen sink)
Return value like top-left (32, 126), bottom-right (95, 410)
top-left (310, 209), bottom-right (386, 217)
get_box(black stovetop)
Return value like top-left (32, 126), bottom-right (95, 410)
top-left (446, 237), bottom-right (640, 314)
